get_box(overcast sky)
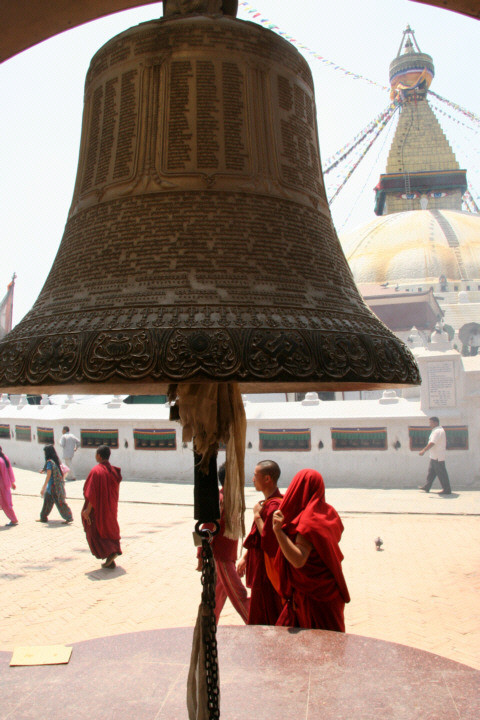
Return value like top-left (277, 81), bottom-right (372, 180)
top-left (1, 0), bottom-right (478, 326)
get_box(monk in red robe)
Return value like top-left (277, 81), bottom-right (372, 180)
top-left (237, 460), bottom-right (283, 625)
top-left (81, 445), bottom-right (122, 569)
top-left (272, 469), bottom-right (350, 631)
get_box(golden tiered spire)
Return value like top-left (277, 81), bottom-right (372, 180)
top-left (375, 28), bottom-right (467, 216)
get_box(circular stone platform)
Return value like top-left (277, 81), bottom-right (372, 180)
top-left (1, 626), bottom-right (479, 719)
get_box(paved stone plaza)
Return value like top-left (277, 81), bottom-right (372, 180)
top-left (1, 468), bottom-right (479, 672)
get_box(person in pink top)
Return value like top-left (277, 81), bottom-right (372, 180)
top-left (196, 463), bottom-right (250, 624)
top-left (0, 446), bottom-right (18, 526)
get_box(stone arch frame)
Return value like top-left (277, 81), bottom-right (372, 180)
top-left (0, 1), bottom-right (477, 63)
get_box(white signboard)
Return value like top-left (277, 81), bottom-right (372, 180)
top-left (428, 361), bottom-right (456, 408)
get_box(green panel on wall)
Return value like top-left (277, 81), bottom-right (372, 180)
top-left (134, 429), bottom-right (176, 450)
top-left (15, 425), bottom-right (31, 442)
top-left (37, 427), bottom-right (54, 444)
top-left (331, 428), bottom-right (387, 450)
top-left (81, 429), bottom-right (119, 448)
top-left (259, 429), bottom-right (311, 451)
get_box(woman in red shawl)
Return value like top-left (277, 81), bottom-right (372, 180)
top-left (272, 469), bottom-right (350, 631)
top-left (81, 445), bottom-right (122, 569)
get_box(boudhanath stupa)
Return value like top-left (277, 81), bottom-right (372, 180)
top-left (341, 26), bottom-right (480, 354)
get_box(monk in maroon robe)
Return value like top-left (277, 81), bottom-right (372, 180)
top-left (272, 469), bottom-right (350, 631)
top-left (237, 460), bottom-right (283, 625)
top-left (81, 445), bottom-right (122, 569)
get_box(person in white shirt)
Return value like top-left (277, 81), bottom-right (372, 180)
top-left (59, 426), bottom-right (81, 482)
top-left (418, 417), bottom-right (452, 495)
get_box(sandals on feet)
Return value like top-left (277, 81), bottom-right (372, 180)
top-left (102, 553), bottom-right (118, 568)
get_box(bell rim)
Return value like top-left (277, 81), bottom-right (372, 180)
top-left (0, 326), bottom-right (420, 392)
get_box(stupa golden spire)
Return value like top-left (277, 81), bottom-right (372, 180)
top-left (375, 26), bottom-right (467, 216)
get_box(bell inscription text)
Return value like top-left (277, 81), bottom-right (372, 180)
top-left (80, 69), bottom-right (139, 195)
top-left (73, 18), bottom-right (323, 212)
top-left (167, 60), bottom-right (194, 170)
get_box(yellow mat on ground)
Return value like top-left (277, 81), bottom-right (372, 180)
top-left (10, 645), bottom-right (72, 666)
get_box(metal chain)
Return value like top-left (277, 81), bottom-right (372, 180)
top-left (200, 535), bottom-right (220, 719)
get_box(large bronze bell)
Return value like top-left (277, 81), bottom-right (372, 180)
top-left (0, 4), bottom-right (419, 394)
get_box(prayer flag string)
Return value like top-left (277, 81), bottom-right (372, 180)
top-left (430, 101), bottom-right (480, 136)
top-left (324, 105), bottom-right (397, 174)
top-left (238, 2), bottom-right (388, 90)
top-left (334, 111), bottom-right (398, 230)
top-left (428, 91), bottom-right (480, 127)
top-left (465, 187), bottom-right (480, 213)
top-left (328, 111), bottom-right (394, 205)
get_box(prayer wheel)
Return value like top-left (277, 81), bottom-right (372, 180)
top-left (0, 3), bottom-right (419, 394)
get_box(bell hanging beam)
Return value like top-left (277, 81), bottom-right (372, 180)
top-left (0, 3), bottom-right (419, 395)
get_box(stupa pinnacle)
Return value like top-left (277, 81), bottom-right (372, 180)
top-left (375, 26), bottom-right (467, 216)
